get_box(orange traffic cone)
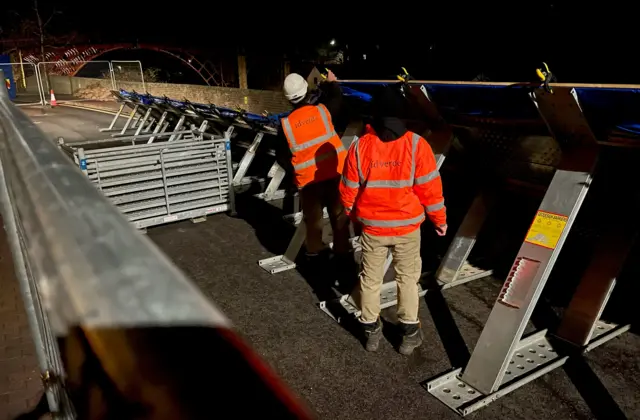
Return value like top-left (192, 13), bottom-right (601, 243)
top-left (50, 89), bottom-right (57, 107)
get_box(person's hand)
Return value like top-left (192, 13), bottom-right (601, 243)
top-left (435, 223), bottom-right (447, 236)
top-left (326, 69), bottom-right (338, 82)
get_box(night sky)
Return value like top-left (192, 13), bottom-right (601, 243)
top-left (1, 1), bottom-right (637, 85)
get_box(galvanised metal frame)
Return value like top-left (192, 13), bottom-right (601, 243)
top-left (58, 125), bottom-right (236, 229)
top-left (425, 86), bottom-right (632, 416)
top-left (103, 90), bottom-right (292, 205)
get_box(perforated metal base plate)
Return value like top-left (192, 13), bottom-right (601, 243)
top-left (258, 256), bottom-right (296, 274)
top-left (258, 236), bottom-right (361, 275)
top-left (319, 261), bottom-right (493, 322)
top-left (283, 208), bottom-right (330, 226)
top-left (425, 320), bottom-right (630, 416)
top-left (255, 189), bottom-right (287, 202)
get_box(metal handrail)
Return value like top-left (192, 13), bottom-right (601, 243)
top-left (0, 70), bottom-right (312, 419)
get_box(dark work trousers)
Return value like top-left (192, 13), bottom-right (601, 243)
top-left (299, 176), bottom-right (351, 255)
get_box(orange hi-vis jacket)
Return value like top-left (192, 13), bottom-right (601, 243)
top-left (281, 104), bottom-right (347, 188)
top-left (339, 128), bottom-right (446, 237)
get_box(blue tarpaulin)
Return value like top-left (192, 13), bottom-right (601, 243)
top-left (339, 81), bottom-right (640, 136)
top-left (575, 88), bottom-right (640, 136)
top-left (121, 79), bottom-right (640, 138)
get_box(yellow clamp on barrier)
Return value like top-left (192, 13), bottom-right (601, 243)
top-left (536, 62), bottom-right (554, 94)
top-left (396, 67), bottom-right (410, 82)
top-left (320, 68), bottom-right (331, 80)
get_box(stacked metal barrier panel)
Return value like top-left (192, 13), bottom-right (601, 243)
top-left (58, 89), bottom-right (297, 229)
top-left (59, 132), bottom-right (234, 229)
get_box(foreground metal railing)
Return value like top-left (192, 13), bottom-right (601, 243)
top-left (0, 71), bottom-right (312, 418)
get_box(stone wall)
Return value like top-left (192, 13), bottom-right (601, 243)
top-left (33, 75), bottom-right (292, 114)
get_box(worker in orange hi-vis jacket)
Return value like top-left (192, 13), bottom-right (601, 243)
top-left (339, 86), bottom-right (447, 355)
top-left (278, 70), bottom-right (352, 275)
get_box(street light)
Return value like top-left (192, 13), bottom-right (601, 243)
top-left (329, 39), bottom-right (336, 46)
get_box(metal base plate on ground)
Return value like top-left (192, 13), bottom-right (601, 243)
top-left (258, 255), bottom-right (297, 274)
top-left (425, 320), bottom-right (630, 416)
top-left (259, 209), bottom-right (356, 274)
top-left (319, 261), bottom-right (493, 322)
top-left (259, 236), bottom-right (361, 275)
top-left (283, 208), bottom-right (329, 226)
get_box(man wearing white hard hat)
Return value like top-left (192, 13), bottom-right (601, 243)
top-left (279, 70), bottom-right (352, 276)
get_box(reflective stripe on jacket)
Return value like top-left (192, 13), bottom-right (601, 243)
top-left (281, 103), bottom-right (346, 188)
top-left (339, 129), bottom-right (446, 236)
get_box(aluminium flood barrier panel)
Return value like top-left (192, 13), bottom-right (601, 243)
top-left (35, 71), bottom-right (640, 415)
top-left (330, 78), bottom-right (640, 416)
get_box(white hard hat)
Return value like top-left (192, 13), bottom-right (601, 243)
top-left (283, 73), bottom-right (308, 104)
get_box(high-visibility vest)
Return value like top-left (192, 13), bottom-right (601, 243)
top-left (339, 129), bottom-right (446, 236)
top-left (281, 104), bottom-right (346, 188)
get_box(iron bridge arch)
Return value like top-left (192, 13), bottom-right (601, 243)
top-left (20, 44), bottom-right (226, 86)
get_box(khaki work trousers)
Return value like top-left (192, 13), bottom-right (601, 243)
top-left (358, 228), bottom-right (422, 324)
top-left (299, 177), bottom-right (351, 255)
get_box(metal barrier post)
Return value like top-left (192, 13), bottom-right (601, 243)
top-left (555, 226), bottom-right (635, 346)
top-left (168, 115), bottom-right (186, 141)
top-left (148, 111), bottom-right (169, 143)
top-left (117, 104), bottom-right (139, 136)
top-left (35, 64), bottom-right (45, 106)
top-left (108, 62), bottom-right (116, 90)
top-left (36, 62), bottom-right (48, 104)
top-left (134, 107), bottom-right (153, 136)
top-left (435, 192), bottom-right (494, 286)
top-left (233, 132), bottom-right (264, 185)
top-left (100, 103), bottom-right (125, 132)
top-left (427, 87), bottom-right (602, 415)
top-left (225, 127), bottom-right (237, 216)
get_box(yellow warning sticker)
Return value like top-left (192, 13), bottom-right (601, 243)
top-left (524, 211), bottom-right (568, 250)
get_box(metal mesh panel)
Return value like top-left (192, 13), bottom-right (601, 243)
top-left (455, 126), bottom-right (561, 185)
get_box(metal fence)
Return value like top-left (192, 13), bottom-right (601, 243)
top-left (1, 59), bottom-right (145, 106)
top-left (0, 70), bottom-right (312, 418)
top-left (38, 60), bottom-right (115, 104)
top-left (32, 60), bottom-right (143, 105)
top-left (0, 62), bottom-right (44, 106)
top-left (112, 60), bottom-right (146, 91)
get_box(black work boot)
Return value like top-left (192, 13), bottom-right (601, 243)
top-left (305, 248), bottom-right (331, 267)
top-left (398, 321), bottom-right (423, 355)
top-left (360, 318), bottom-right (383, 352)
top-left (332, 251), bottom-right (358, 293)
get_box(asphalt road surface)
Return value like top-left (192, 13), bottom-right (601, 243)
top-left (24, 104), bottom-right (640, 420)
top-left (22, 104), bottom-right (118, 142)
